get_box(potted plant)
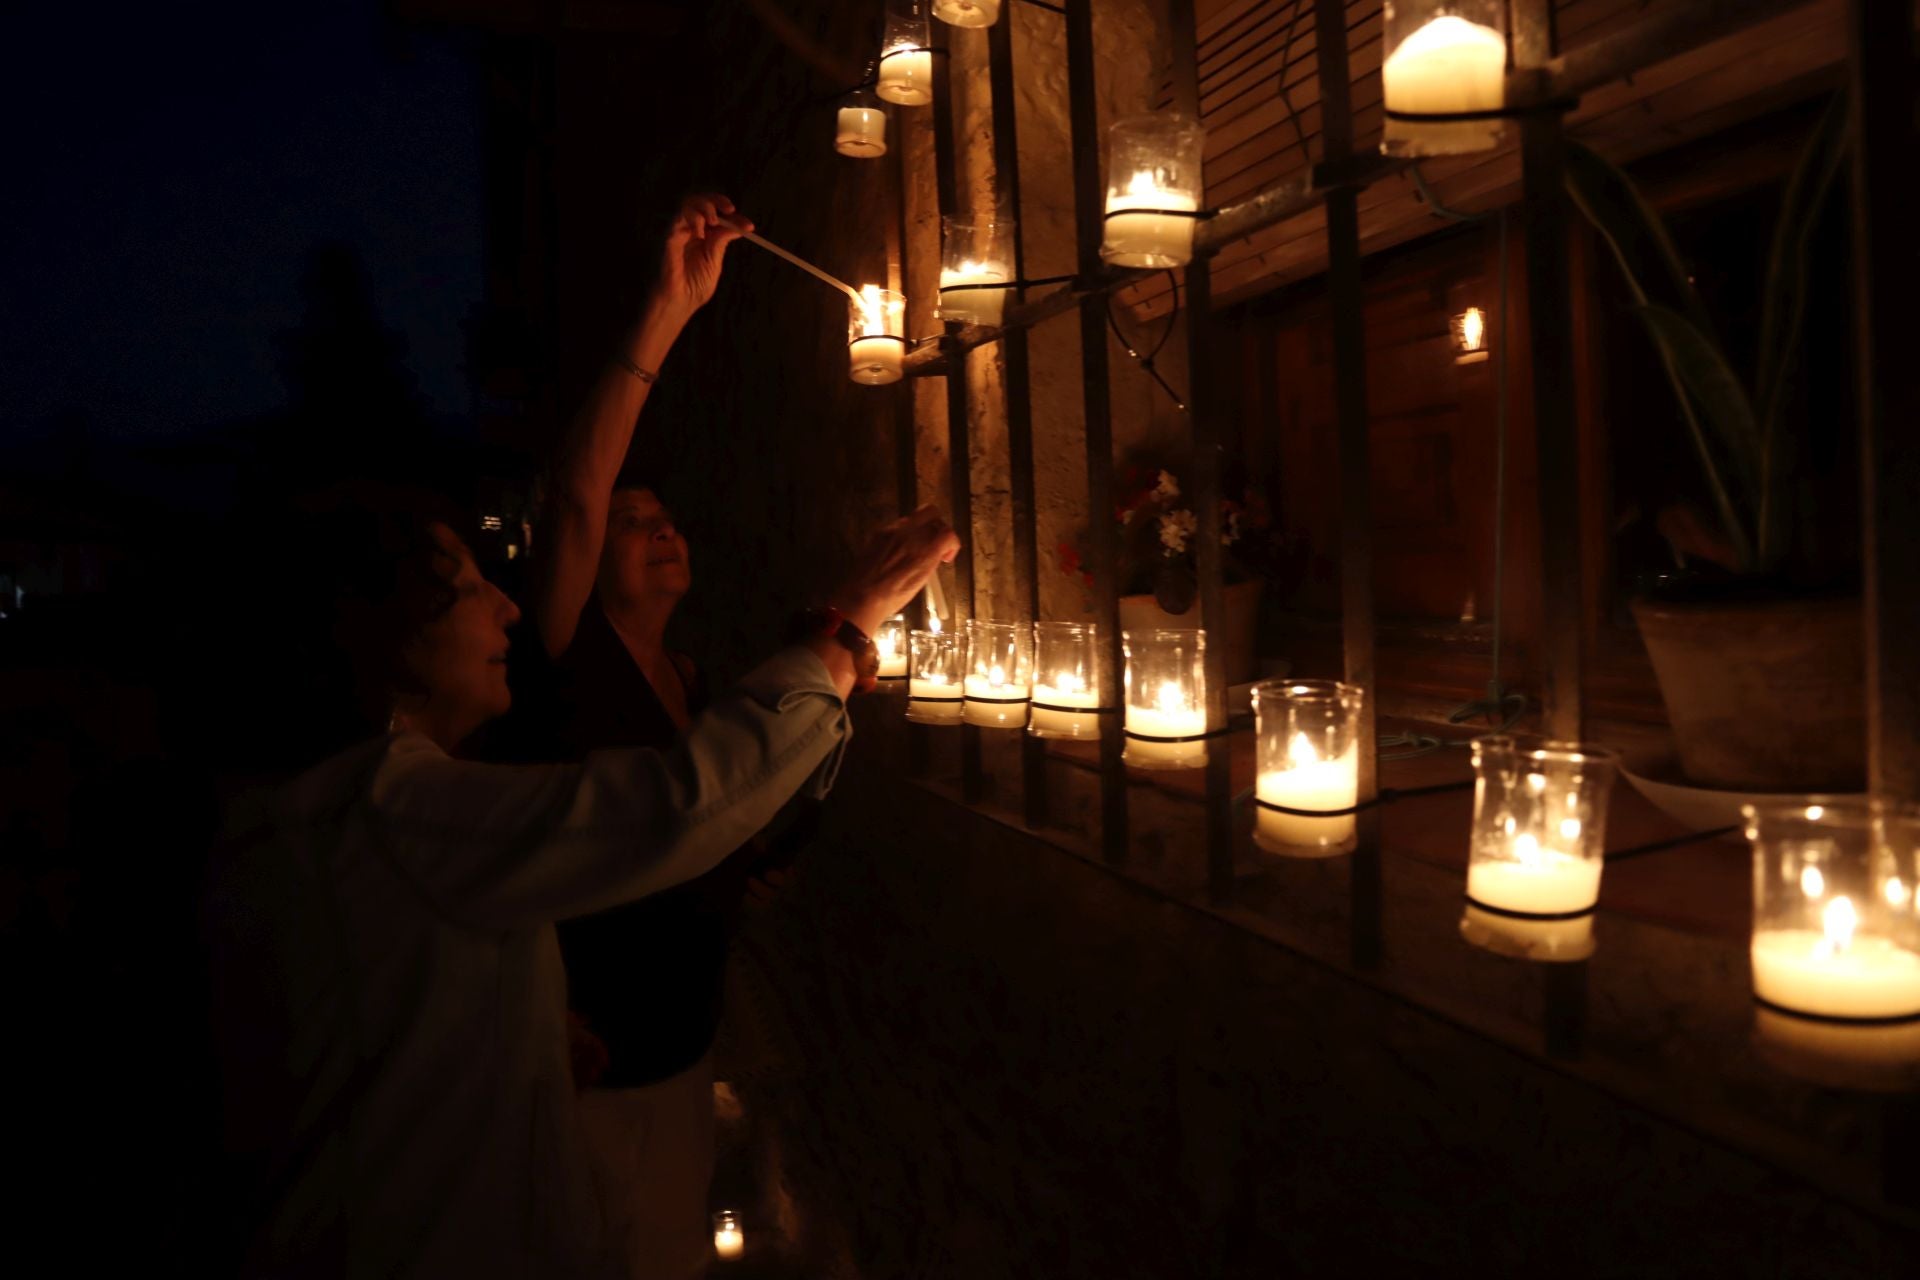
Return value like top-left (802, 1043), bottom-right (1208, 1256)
top-left (1059, 458), bottom-right (1304, 684)
top-left (1566, 93), bottom-right (1859, 791)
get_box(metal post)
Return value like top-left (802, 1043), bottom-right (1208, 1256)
top-left (1313, 0), bottom-right (1381, 970)
top-left (890, 127), bottom-right (932, 779)
top-left (1066, 0), bottom-right (1128, 864)
top-left (930, 23), bottom-right (983, 803)
top-left (988, 13), bottom-right (1048, 829)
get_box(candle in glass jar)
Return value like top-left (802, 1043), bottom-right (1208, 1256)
top-left (712, 1211), bottom-right (744, 1260)
top-left (849, 285), bottom-right (905, 385)
top-left (1466, 833), bottom-right (1603, 916)
top-left (963, 664), bottom-right (1030, 729)
top-left (1031, 672), bottom-right (1100, 738)
top-left (1103, 171), bottom-right (1199, 268)
top-left (1752, 895), bottom-right (1920, 1020)
top-left (938, 260), bottom-right (1009, 326)
top-left (1460, 901), bottom-right (1596, 963)
top-left (1125, 681), bottom-right (1206, 769)
top-left (876, 47), bottom-right (933, 106)
top-left (1256, 735), bottom-right (1358, 856)
top-left (835, 106), bottom-right (887, 158)
top-left (1382, 15), bottom-right (1508, 156)
top-left (875, 627), bottom-right (907, 679)
top-left (908, 673), bottom-right (963, 724)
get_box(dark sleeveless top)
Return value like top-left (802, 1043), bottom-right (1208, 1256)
top-left (490, 600), bottom-right (750, 1087)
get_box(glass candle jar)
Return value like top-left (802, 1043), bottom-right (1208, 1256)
top-left (907, 626), bottom-right (964, 724)
top-left (1102, 113), bottom-right (1204, 269)
top-left (1747, 801), bottom-right (1920, 1023)
top-left (1122, 628), bottom-right (1207, 769)
top-left (1030, 621), bottom-right (1102, 740)
top-left (1382, 0), bottom-right (1509, 157)
top-left (876, 4), bottom-right (935, 106)
top-left (1254, 680), bottom-right (1363, 857)
top-left (932, 0), bottom-right (999, 27)
top-left (835, 88), bottom-right (888, 158)
top-left (848, 286), bottom-right (907, 385)
top-left (1459, 737), bottom-right (1616, 962)
top-left (962, 620), bottom-right (1032, 729)
top-left (712, 1210), bottom-right (744, 1260)
top-left (874, 613), bottom-right (909, 682)
top-left (939, 217), bottom-right (1012, 327)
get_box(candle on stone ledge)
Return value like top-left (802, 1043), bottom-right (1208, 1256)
top-left (1030, 621), bottom-right (1101, 740)
top-left (962, 619), bottom-right (1031, 729)
top-left (712, 1210), bottom-right (744, 1261)
top-left (1101, 113), bottom-right (1204, 269)
top-left (848, 285), bottom-right (907, 386)
top-left (907, 626), bottom-right (964, 725)
top-left (1254, 680), bottom-right (1362, 857)
top-left (875, 614), bottom-right (908, 681)
top-left (1123, 628), bottom-right (1207, 770)
top-left (1382, 3), bottom-right (1509, 157)
top-left (1459, 737), bottom-right (1616, 963)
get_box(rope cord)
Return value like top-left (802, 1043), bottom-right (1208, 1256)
top-left (1106, 268), bottom-right (1189, 411)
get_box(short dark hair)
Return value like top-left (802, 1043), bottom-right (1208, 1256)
top-left (610, 459), bottom-right (669, 500)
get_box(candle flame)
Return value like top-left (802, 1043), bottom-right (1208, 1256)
top-left (1526, 772), bottom-right (1547, 794)
top-left (989, 663), bottom-right (1006, 687)
top-left (1458, 305), bottom-right (1486, 352)
top-left (1820, 894), bottom-right (1858, 954)
top-left (1287, 731), bottom-right (1321, 768)
top-left (1154, 680), bottom-right (1186, 714)
top-left (1559, 817), bottom-right (1582, 841)
top-left (1801, 865), bottom-right (1826, 899)
top-left (1513, 832), bottom-right (1542, 866)
top-left (927, 610), bottom-right (943, 634)
top-left (1125, 170), bottom-right (1163, 197)
top-left (1888, 876), bottom-right (1912, 909)
top-left (858, 283), bottom-right (886, 337)
top-left (877, 632), bottom-right (897, 660)
top-left (1056, 671), bottom-right (1084, 694)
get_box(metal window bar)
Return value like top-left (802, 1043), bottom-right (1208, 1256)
top-left (889, 119), bottom-right (933, 781)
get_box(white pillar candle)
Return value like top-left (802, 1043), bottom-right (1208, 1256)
top-left (1460, 901), bottom-right (1596, 963)
top-left (1752, 896), bottom-right (1920, 1020)
top-left (1382, 15), bottom-right (1508, 156)
top-left (876, 629), bottom-right (908, 679)
top-left (907, 674), bottom-right (964, 724)
top-left (1124, 681), bottom-right (1206, 769)
top-left (849, 284), bottom-right (906, 386)
top-left (1466, 834), bottom-right (1604, 916)
top-left (1103, 171), bottom-right (1199, 268)
top-left (835, 106), bottom-right (887, 158)
top-left (963, 666), bottom-right (1030, 729)
top-left (1030, 673), bottom-right (1100, 739)
top-left (712, 1212), bottom-right (744, 1260)
top-left (849, 336), bottom-right (903, 384)
top-left (1256, 736), bottom-right (1358, 856)
top-left (938, 261), bottom-right (1009, 326)
top-left (876, 48), bottom-right (933, 106)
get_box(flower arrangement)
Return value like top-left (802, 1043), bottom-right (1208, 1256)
top-left (1058, 459), bottom-right (1305, 614)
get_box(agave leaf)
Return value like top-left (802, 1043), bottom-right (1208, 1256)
top-left (1753, 91), bottom-right (1849, 568)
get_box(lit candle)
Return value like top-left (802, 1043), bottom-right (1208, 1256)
top-left (849, 284), bottom-right (906, 386)
top-left (963, 663), bottom-right (1030, 729)
top-left (835, 106), bottom-right (887, 158)
top-left (1382, 14), bottom-right (1508, 157)
top-left (908, 672), bottom-right (963, 723)
top-left (1467, 832), bottom-right (1604, 916)
top-left (1752, 895), bottom-right (1920, 1021)
top-left (1125, 680), bottom-right (1207, 769)
top-left (875, 615), bottom-right (908, 680)
top-left (1459, 901), bottom-right (1596, 963)
top-left (1103, 170), bottom-right (1200, 269)
top-left (1256, 734), bottom-right (1358, 856)
top-left (876, 46), bottom-right (933, 107)
top-left (712, 1211), bottom-right (744, 1261)
top-left (1031, 671), bottom-right (1100, 738)
top-left (938, 259), bottom-right (1009, 326)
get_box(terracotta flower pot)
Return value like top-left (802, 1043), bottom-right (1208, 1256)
top-left (1119, 579), bottom-right (1263, 685)
top-left (1630, 595), bottom-right (1865, 792)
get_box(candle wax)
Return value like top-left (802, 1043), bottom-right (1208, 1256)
top-left (932, 0), bottom-right (1000, 27)
top-left (963, 672), bottom-right (1030, 729)
top-left (835, 106), bottom-right (887, 158)
top-left (876, 49), bottom-right (933, 106)
top-left (1751, 929), bottom-right (1920, 1020)
top-left (1030, 679), bottom-right (1100, 739)
top-left (939, 263), bottom-right (1009, 326)
top-left (849, 336), bottom-right (903, 385)
top-left (1382, 15), bottom-right (1507, 156)
top-left (1460, 902), bottom-right (1596, 963)
top-left (1124, 703), bottom-right (1207, 769)
top-left (1103, 174), bottom-right (1199, 268)
top-left (1467, 848), bottom-right (1602, 916)
top-left (713, 1227), bottom-right (744, 1260)
top-left (907, 676), bottom-right (963, 725)
top-left (876, 634), bottom-right (908, 679)
top-left (1256, 740), bottom-right (1358, 855)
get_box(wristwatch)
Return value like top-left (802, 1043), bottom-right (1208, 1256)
top-left (793, 606), bottom-right (881, 692)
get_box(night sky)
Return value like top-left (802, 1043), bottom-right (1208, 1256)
top-left (1, 0), bottom-right (481, 455)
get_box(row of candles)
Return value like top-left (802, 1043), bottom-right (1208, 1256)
top-left (874, 616), bottom-right (1920, 1061)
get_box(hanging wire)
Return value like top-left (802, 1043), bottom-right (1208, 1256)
top-left (1106, 269), bottom-right (1189, 411)
top-left (1274, 0), bottom-right (1312, 172)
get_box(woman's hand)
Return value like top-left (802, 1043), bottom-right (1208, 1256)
top-left (832, 505), bottom-right (962, 637)
top-left (651, 193), bottom-right (749, 323)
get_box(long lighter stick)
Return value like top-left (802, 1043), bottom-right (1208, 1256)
top-left (731, 224), bottom-right (863, 304)
top-left (923, 568), bottom-right (949, 631)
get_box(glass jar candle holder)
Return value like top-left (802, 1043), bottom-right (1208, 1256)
top-left (876, 3), bottom-right (935, 107)
top-left (1030, 621), bottom-right (1102, 740)
top-left (962, 619), bottom-right (1031, 729)
top-left (1101, 113), bottom-right (1204, 269)
top-left (1748, 801), bottom-right (1920, 1023)
top-left (939, 217), bottom-right (1012, 327)
top-left (874, 613), bottom-right (909, 683)
top-left (849, 286), bottom-right (907, 385)
top-left (1122, 628), bottom-right (1207, 770)
top-left (1254, 680), bottom-right (1363, 858)
top-left (835, 88), bottom-right (888, 158)
top-left (1382, 0), bottom-right (1509, 157)
top-left (712, 1209), bottom-right (744, 1260)
top-left (933, 0), bottom-right (999, 27)
top-left (907, 627), bottom-right (964, 724)
top-left (1459, 737), bottom-right (1617, 962)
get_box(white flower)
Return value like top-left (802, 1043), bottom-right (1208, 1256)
top-left (1153, 469), bottom-right (1181, 502)
top-left (1159, 507), bottom-right (1197, 553)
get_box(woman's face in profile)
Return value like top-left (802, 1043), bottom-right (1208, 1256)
top-left (602, 487), bottom-right (691, 602)
top-left (400, 523), bottom-right (521, 739)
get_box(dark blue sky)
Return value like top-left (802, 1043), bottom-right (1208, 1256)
top-left (0, 0), bottom-right (482, 446)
